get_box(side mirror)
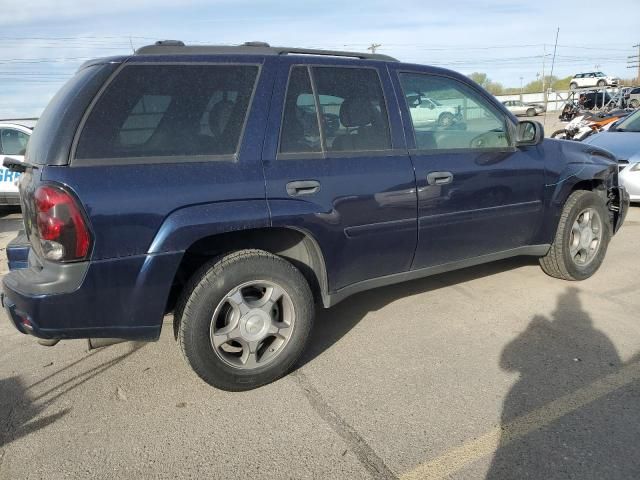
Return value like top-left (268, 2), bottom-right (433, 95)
top-left (516, 120), bottom-right (544, 146)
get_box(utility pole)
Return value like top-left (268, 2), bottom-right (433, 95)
top-left (628, 43), bottom-right (640, 85)
top-left (541, 43), bottom-right (547, 109)
top-left (367, 43), bottom-right (381, 54)
top-left (519, 76), bottom-right (524, 101)
top-left (545, 28), bottom-right (560, 128)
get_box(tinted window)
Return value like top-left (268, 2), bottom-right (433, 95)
top-left (312, 67), bottom-right (391, 152)
top-left (76, 64), bottom-right (259, 160)
top-left (0, 129), bottom-right (29, 156)
top-left (279, 67), bottom-right (321, 153)
top-left (399, 73), bottom-right (509, 151)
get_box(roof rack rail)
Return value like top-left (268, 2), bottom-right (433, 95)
top-left (134, 41), bottom-right (398, 62)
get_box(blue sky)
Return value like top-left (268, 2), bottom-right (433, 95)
top-left (1, 0), bottom-right (639, 118)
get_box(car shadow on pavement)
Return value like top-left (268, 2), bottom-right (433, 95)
top-left (0, 342), bottom-right (146, 450)
top-left (0, 376), bottom-right (69, 449)
top-left (485, 287), bottom-right (640, 479)
top-left (297, 256), bottom-right (537, 369)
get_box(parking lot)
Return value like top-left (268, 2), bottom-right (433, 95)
top-left (0, 205), bottom-right (638, 479)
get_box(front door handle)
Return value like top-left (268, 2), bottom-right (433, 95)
top-left (286, 180), bottom-right (320, 196)
top-left (426, 171), bottom-right (454, 186)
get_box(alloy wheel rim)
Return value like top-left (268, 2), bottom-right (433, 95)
top-left (569, 208), bottom-right (603, 267)
top-left (209, 280), bottom-right (295, 370)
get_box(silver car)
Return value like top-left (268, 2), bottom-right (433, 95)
top-left (583, 109), bottom-right (640, 202)
top-left (502, 100), bottom-right (539, 117)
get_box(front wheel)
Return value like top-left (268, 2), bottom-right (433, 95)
top-left (570, 82), bottom-right (578, 90)
top-left (539, 190), bottom-right (611, 280)
top-left (526, 108), bottom-right (536, 117)
top-left (438, 112), bottom-right (454, 127)
top-left (176, 249), bottom-right (314, 391)
top-left (597, 80), bottom-right (606, 87)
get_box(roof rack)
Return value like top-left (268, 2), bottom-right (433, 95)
top-left (134, 40), bottom-right (398, 62)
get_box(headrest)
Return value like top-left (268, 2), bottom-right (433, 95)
top-left (209, 100), bottom-right (235, 135)
top-left (339, 97), bottom-right (376, 128)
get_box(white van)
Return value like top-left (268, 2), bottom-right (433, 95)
top-left (0, 123), bottom-right (32, 206)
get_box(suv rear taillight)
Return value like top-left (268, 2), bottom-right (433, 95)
top-left (33, 185), bottom-right (91, 262)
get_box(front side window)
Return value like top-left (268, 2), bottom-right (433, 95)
top-left (399, 73), bottom-right (510, 151)
top-left (75, 64), bottom-right (259, 160)
top-left (0, 129), bottom-right (29, 156)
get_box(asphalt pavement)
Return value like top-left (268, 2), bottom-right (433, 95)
top-left (1, 206), bottom-right (639, 479)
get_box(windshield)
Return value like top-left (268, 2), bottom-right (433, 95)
top-left (615, 109), bottom-right (640, 132)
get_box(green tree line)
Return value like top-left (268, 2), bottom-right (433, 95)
top-left (467, 72), bottom-right (575, 95)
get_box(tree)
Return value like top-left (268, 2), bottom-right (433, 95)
top-left (468, 72), bottom-right (503, 95)
top-left (468, 72), bottom-right (489, 87)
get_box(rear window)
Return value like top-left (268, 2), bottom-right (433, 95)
top-left (75, 64), bottom-right (259, 161)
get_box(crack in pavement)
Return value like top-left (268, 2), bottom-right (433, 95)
top-left (292, 370), bottom-right (397, 480)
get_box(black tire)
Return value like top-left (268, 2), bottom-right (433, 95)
top-left (551, 129), bottom-right (570, 139)
top-left (630, 99), bottom-right (639, 108)
top-left (526, 108), bottom-right (536, 117)
top-left (569, 82), bottom-right (578, 90)
top-left (539, 190), bottom-right (611, 281)
top-left (597, 80), bottom-right (606, 87)
top-left (438, 112), bottom-right (454, 127)
top-left (176, 249), bottom-right (314, 391)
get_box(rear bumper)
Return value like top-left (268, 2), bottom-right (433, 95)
top-left (7, 231), bottom-right (30, 270)
top-left (2, 250), bottom-right (182, 340)
top-left (0, 192), bottom-right (21, 206)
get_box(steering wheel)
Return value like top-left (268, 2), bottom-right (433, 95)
top-left (469, 129), bottom-right (505, 149)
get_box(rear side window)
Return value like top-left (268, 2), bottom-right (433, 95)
top-left (75, 64), bottom-right (259, 161)
top-left (279, 66), bottom-right (322, 153)
top-left (278, 66), bottom-right (392, 155)
top-left (313, 67), bottom-right (391, 152)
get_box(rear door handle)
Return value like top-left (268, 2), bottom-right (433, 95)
top-left (286, 180), bottom-right (320, 196)
top-left (426, 171), bottom-right (454, 186)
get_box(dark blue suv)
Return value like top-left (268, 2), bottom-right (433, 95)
top-left (2, 41), bottom-right (629, 390)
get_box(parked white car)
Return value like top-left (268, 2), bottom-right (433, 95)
top-left (569, 72), bottom-right (619, 90)
top-left (502, 100), bottom-right (540, 117)
top-left (408, 96), bottom-right (458, 127)
top-left (0, 123), bottom-right (32, 206)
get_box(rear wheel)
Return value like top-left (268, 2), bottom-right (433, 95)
top-left (539, 190), bottom-right (611, 280)
top-left (630, 99), bottom-right (639, 108)
top-left (176, 249), bottom-right (314, 391)
top-left (570, 82), bottom-right (578, 90)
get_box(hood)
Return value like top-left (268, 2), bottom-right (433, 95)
top-left (582, 131), bottom-right (640, 161)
